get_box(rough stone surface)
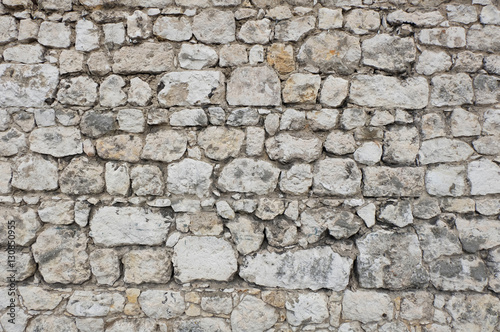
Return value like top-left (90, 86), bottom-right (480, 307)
top-left (312, 158), bottom-right (362, 196)
top-left (167, 158), bottom-right (213, 197)
top-left (362, 34), bottom-right (416, 72)
top-left (227, 66), bottom-right (281, 106)
top-left (29, 127), bottom-right (82, 157)
top-left (240, 247), bottom-right (353, 291)
top-left (219, 158), bottom-right (280, 195)
top-left (11, 154), bottom-right (58, 191)
top-left (173, 236), bottom-right (238, 283)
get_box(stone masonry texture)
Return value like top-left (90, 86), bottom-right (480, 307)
top-left (0, 0), bottom-right (499, 331)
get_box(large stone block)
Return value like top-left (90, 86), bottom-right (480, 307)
top-left (112, 42), bottom-right (174, 74)
top-left (226, 66), bottom-right (281, 106)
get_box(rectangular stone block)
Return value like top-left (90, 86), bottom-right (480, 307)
top-left (362, 166), bottom-right (425, 197)
top-left (112, 42), bottom-right (174, 74)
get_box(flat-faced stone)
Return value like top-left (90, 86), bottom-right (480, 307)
top-left (89, 249), bottom-right (120, 286)
top-left (430, 255), bottom-right (488, 292)
top-left (282, 73), bottom-right (321, 104)
top-left (467, 25), bottom-right (500, 52)
top-left (418, 138), bottom-right (473, 165)
top-left (0, 206), bottom-right (40, 246)
top-left (12, 154), bottom-right (58, 191)
top-left (226, 66), bottom-right (281, 106)
top-left (298, 31), bottom-right (361, 74)
top-left (139, 290), bottom-right (185, 320)
top-left (113, 42), bottom-right (174, 74)
top-left (29, 126), bottom-right (82, 157)
top-left (38, 22), bottom-right (71, 48)
top-left (57, 76), bottom-right (98, 106)
top-left (231, 296), bottom-right (278, 332)
top-left (60, 156), bottom-right (104, 195)
top-left (362, 34), bottom-right (416, 72)
top-left (0, 128), bottom-right (27, 157)
top-left (198, 127), bottom-right (244, 160)
top-left (265, 133), bottom-right (322, 163)
top-left (342, 290), bottom-right (393, 324)
top-left (226, 215), bottom-right (264, 255)
top-left (158, 71), bottom-right (225, 107)
top-left (173, 236), bottom-right (238, 283)
top-left (350, 75), bottom-right (428, 109)
top-left (90, 206), bottom-right (172, 246)
top-left (0, 64), bottom-right (59, 107)
top-left (468, 159), bottom-right (500, 195)
top-left (67, 291), bottom-right (125, 317)
top-left (96, 135), bottom-right (143, 162)
top-left (430, 73), bottom-right (474, 106)
top-left (192, 9), bottom-right (235, 44)
top-left (312, 158), bottom-right (361, 196)
top-left (141, 130), bottom-right (186, 162)
top-left (419, 27), bottom-right (466, 48)
top-left (218, 158), bottom-right (280, 195)
top-left (456, 215), bottom-right (500, 253)
top-left (240, 246), bottom-right (352, 291)
top-left (32, 226), bottom-right (90, 284)
top-left (363, 167), bottom-right (425, 197)
top-left (123, 248), bottom-right (172, 284)
top-left (167, 158), bottom-right (213, 197)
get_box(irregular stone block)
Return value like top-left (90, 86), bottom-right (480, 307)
top-left (456, 216), bottom-right (500, 252)
top-left (226, 215), bottom-right (264, 255)
top-left (446, 294), bottom-right (500, 331)
top-left (350, 75), bottom-right (428, 109)
top-left (173, 236), bottom-right (238, 282)
top-left (38, 22), bottom-right (71, 48)
top-left (342, 290), bottom-right (393, 324)
top-left (467, 25), bottom-right (500, 52)
top-left (218, 158), bottom-right (280, 195)
top-left (139, 290), bottom-right (185, 319)
top-left (362, 34), bottom-right (416, 72)
top-left (89, 249), bottom-right (120, 286)
top-left (231, 296), bottom-right (278, 332)
top-left (60, 156), bottom-right (104, 195)
top-left (430, 255), bottom-right (488, 292)
top-left (0, 206), bottom-right (40, 246)
top-left (426, 165), bottom-right (466, 197)
top-left (123, 249), bottom-right (172, 284)
top-left (239, 246), bottom-right (353, 291)
top-left (0, 64), bottom-right (59, 107)
top-left (298, 31), bottom-right (361, 74)
top-left (12, 154), bottom-right (58, 191)
top-left (158, 71), bottom-right (225, 107)
top-left (167, 158), bottom-right (213, 197)
top-left (418, 27), bottom-right (466, 48)
top-left (226, 66), bottom-right (281, 106)
top-left (18, 287), bottom-right (64, 311)
top-left (430, 73), bottom-right (474, 106)
top-left (38, 200), bottom-right (74, 225)
top-left (57, 76), bottom-right (98, 106)
top-left (312, 158), bottom-right (361, 196)
top-left (90, 206), bottom-right (172, 246)
top-left (26, 316), bottom-right (77, 332)
top-left (29, 126), bottom-right (82, 157)
top-left (282, 73), bottom-right (321, 104)
top-left (0, 128), bottom-right (27, 157)
top-left (113, 43), bottom-right (174, 74)
top-left (265, 133), bottom-right (322, 163)
top-left (141, 130), bottom-right (187, 163)
top-left (67, 291), bottom-right (125, 316)
top-left (418, 138), bottom-right (473, 165)
top-left (96, 135), bottom-right (143, 162)
top-left (192, 9), bottom-right (235, 44)
top-left (275, 16), bottom-right (315, 42)
top-left (356, 228), bottom-right (429, 289)
top-left (32, 226), bottom-right (90, 284)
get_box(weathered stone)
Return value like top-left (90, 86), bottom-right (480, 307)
top-left (342, 290), bottom-right (393, 324)
top-left (3, 44), bottom-right (44, 64)
top-left (283, 73), bottom-right (320, 104)
top-left (231, 296), bottom-right (278, 332)
top-left (103, 22), bottom-right (125, 49)
top-left (279, 164), bottom-right (312, 195)
top-left (226, 215), bottom-right (264, 254)
top-left (441, 197), bottom-right (476, 214)
top-left (201, 296), bottom-right (233, 315)
top-left (416, 50), bottom-right (452, 76)
top-left (484, 55), bottom-right (500, 75)
top-left (99, 75), bottom-right (127, 107)
top-left (26, 316), bottom-right (78, 332)
top-left (117, 109), bottom-right (145, 133)
top-left (350, 75), bottom-right (428, 109)
top-left (193, 9), bottom-right (235, 44)
top-left (312, 158), bottom-right (361, 196)
top-left (173, 236), bottom-right (238, 282)
top-left (18, 287), bottom-right (64, 311)
top-left (421, 112), bottom-right (445, 139)
top-left (483, 109), bottom-right (500, 135)
top-left (487, 247), bottom-right (500, 292)
top-left (446, 294), bottom-right (500, 331)
top-left (467, 25), bottom-right (500, 52)
top-left (357, 228), bottom-right (429, 289)
top-left (176, 318), bottom-right (231, 332)
top-left (32, 226), bottom-right (90, 284)
top-left (446, 4), bottom-right (477, 24)
top-left (96, 135), bottom-right (143, 162)
top-left (418, 138), bottom-right (473, 165)
top-left (279, 108), bottom-right (305, 130)
top-left (123, 249), bottom-right (172, 284)
top-left (60, 50), bottom-right (84, 74)
top-left (57, 76), bottom-right (98, 106)
top-left (219, 44), bottom-right (248, 67)
top-left (38, 200), bottom-right (74, 225)
top-left (387, 10), bottom-right (444, 27)
top-left (265, 133), bottom-right (322, 163)
top-left (473, 136), bottom-right (500, 156)
top-left (298, 31), bottom-right (361, 74)
top-left (29, 126), bottom-right (82, 157)
top-left (255, 197), bottom-right (284, 220)
top-left (419, 27), bottom-right (466, 48)
top-left (128, 78), bottom-right (152, 106)
top-left (87, 52), bottom-right (111, 76)
top-left (140, 131), bottom-right (186, 164)
top-left (430, 255), bottom-right (488, 292)
top-left (0, 64), bottom-right (59, 107)
top-left (113, 43), bottom-right (174, 74)
top-left (81, 111), bottom-right (115, 138)
top-left (67, 291), bottom-right (125, 316)
top-left (0, 128), bottom-right (27, 157)
top-left (320, 77), bottom-right (349, 107)
top-left (178, 44), bottom-right (218, 70)
top-left (12, 154), bottom-right (58, 191)
top-left (362, 34), bottom-right (415, 72)
top-left (451, 108), bottom-right (481, 137)
top-left (456, 216), bottom-right (500, 252)
top-left (139, 290), bottom-right (185, 319)
top-left (285, 293), bottom-right (329, 326)
top-left (275, 16), bottom-right (315, 42)
top-left (345, 9), bottom-right (380, 35)
top-left (153, 16), bottom-right (192, 41)
top-left (38, 22), bottom-right (71, 48)
top-left (158, 71), bottom-right (224, 107)
top-left (227, 66), bottom-right (281, 106)
top-left (89, 249), bottom-right (120, 285)
top-left (382, 126), bottom-right (419, 165)
top-left (354, 142), bottom-right (382, 165)
top-left (430, 74), bottom-right (474, 106)
top-left (170, 109), bottom-right (207, 127)
top-left (324, 131), bottom-right (356, 155)
top-left (0, 15), bottom-right (17, 44)
top-left (265, 217), bottom-right (298, 247)
top-left (426, 165), bottom-right (466, 197)
top-left (240, 246), bottom-right (352, 291)
top-left (239, 19), bottom-right (272, 44)
top-left (453, 50), bottom-right (483, 72)
top-left (357, 203), bottom-right (376, 228)
top-left (126, 10), bottom-right (152, 40)
top-left (399, 291), bottom-right (434, 322)
top-left (474, 74), bottom-right (500, 105)
top-left (219, 158), bottom-right (280, 194)
top-left (75, 20), bottom-right (99, 52)
top-left (59, 156), bottom-right (104, 194)
top-left (90, 206), bottom-right (171, 246)
top-left (318, 8), bottom-right (343, 29)
top-left (378, 200), bottom-right (413, 227)
top-left (246, 126), bottom-right (265, 156)
top-left (267, 43), bottom-right (295, 74)
top-left (0, 207), bottom-right (40, 246)
top-left (167, 158), bottom-right (213, 197)
top-left (131, 165), bottom-right (164, 196)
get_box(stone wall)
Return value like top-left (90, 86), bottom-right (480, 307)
top-left (0, 0), bottom-right (499, 330)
